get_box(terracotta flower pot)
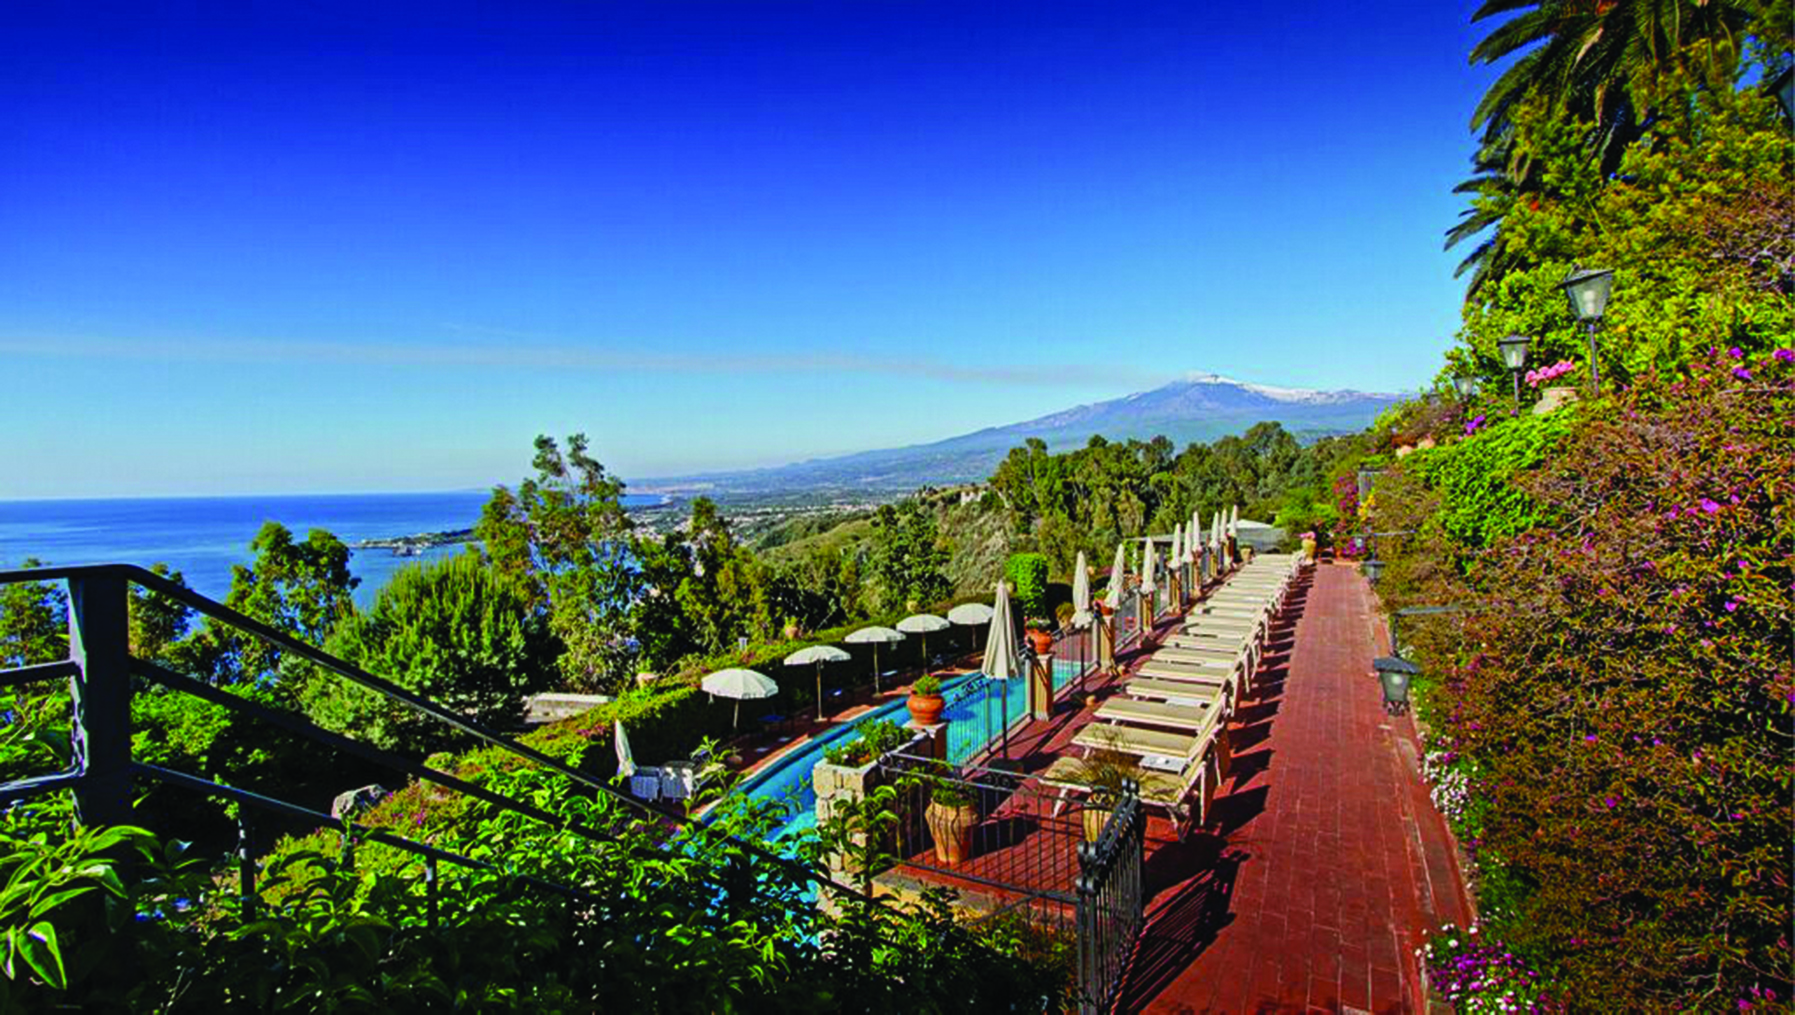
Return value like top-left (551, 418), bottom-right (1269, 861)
top-left (1026, 627), bottom-right (1054, 655)
top-left (926, 799), bottom-right (978, 864)
top-left (907, 692), bottom-right (945, 726)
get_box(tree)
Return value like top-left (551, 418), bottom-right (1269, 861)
top-left (193, 523), bottom-right (357, 686)
top-left (128, 563), bottom-right (192, 663)
top-left (672, 498), bottom-right (768, 655)
top-left (304, 554), bottom-right (560, 754)
top-left (868, 501), bottom-right (950, 613)
top-left (0, 560), bottom-right (66, 668)
top-left (475, 435), bottom-right (637, 692)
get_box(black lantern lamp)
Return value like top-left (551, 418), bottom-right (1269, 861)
top-left (1560, 266), bottom-right (1615, 396)
top-left (1372, 655), bottom-right (1419, 715)
top-left (1361, 557), bottom-right (1386, 584)
top-left (1496, 333), bottom-right (1531, 408)
top-left (1771, 65), bottom-right (1793, 121)
top-left (1451, 375), bottom-right (1479, 401)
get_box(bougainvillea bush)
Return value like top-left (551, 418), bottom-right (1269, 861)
top-left (1374, 348), bottom-right (1793, 1010)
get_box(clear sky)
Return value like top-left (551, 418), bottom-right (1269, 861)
top-left (2, 1), bottom-right (1496, 499)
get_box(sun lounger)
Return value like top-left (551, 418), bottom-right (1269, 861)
top-left (1124, 677), bottom-right (1231, 706)
top-left (1097, 697), bottom-right (1223, 735)
top-left (1073, 723), bottom-right (1198, 764)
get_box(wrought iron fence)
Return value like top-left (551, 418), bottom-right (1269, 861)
top-left (1076, 783), bottom-right (1145, 1015)
top-left (875, 750), bottom-right (1084, 923)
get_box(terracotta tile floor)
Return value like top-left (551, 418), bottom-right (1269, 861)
top-left (1128, 563), bottom-right (1472, 1014)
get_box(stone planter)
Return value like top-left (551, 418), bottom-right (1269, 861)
top-left (1533, 384), bottom-right (1580, 415)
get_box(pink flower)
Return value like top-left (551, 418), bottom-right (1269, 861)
top-left (1700, 499), bottom-right (1721, 514)
top-left (1774, 348), bottom-right (1793, 364)
top-left (1728, 346), bottom-right (1744, 359)
top-left (1725, 599), bottom-right (1740, 612)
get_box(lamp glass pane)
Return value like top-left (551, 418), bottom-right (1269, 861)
top-left (1498, 335), bottom-right (1529, 370)
top-left (1563, 269), bottom-right (1614, 321)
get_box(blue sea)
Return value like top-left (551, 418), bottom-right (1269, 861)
top-left (0, 491), bottom-right (661, 608)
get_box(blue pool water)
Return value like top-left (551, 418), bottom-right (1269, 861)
top-left (735, 656), bottom-right (1091, 845)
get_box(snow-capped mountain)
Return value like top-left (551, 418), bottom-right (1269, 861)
top-left (642, 374), bottom-right (1402, 496)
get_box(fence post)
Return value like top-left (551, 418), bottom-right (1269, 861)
top-left (67, 571), bottom-right (133, 829)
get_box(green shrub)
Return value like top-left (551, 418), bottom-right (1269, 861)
top-left (910, 673), bottom-right (941, 696)
top-left (822, 719), bottom-right (909, 768)
top-left (1002, 552), bottom-right (1050, 620)
top-left (302, 555), bottom-right (560, 755)
top-left (1408, 409), bottom-right (1576, 547)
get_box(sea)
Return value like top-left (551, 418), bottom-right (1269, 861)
top-left (0, 491), bottom-right (663, 608)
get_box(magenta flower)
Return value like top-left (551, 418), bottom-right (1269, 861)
top-left (1728, 346), bottom-right (1744, 359)
top-left (1733, 366), bottom-right (1752, 381)
top-left (1700, 499), bottom-right (1721, 514)
top-left (1725, 599), bottom-right (1740, 612)
top-left (1774, 348), bottom-right (1793, 364)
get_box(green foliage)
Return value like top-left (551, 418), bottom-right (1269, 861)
top-left (1373, 351), bottom-right (1794, 1008)
top-left (821, 719), bottom-right (909, 768)
top-left (990, 425), bottom-right (1359, 575)
top-left (127, 563), bottom-right (192, 663)
top-left (671, 497), bottom-right (770, 656)
top-left (1408, 409), bottom-right (1577, 547)
top-left (476, 434), bottom-right (638, 693)
top-left (867, 500), bottom-right (950, 613)
top-left (201, 522), bottom-right (358, 685)
top-left (910, 673), bottom-right (940, 696)
top-left (303, 554), bottom-right (560, 755)
top-left (1002, 552), bottom-right (1050, 619)
top-left (0, 562), bottom-right (65, 669)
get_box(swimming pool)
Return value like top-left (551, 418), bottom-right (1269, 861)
top-left (733, 658), bottom-right (1090, 844)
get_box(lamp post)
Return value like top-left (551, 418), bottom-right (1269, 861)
top-left (1451, 375), bottom-right (1479, 401)
top-left (1771, 65), bottom-right (1793, 120)
top-left (1372, 655), bottom-right (1419, 715)
top-left (1560, 266), bottom-right (1615, 396)
top-left (1496, 334), bottom-right (1531, 409)
top-left (1356, 467), bottom-right (1383, 503)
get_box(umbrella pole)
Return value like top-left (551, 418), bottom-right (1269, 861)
top-left (733, 699), bottom-right (740, 730)
top-left (816, 663), bottom-right (824, 722)
top-left (872, 644), bottom-right (881, 696)
top-left (1001, 677), bottom-right (1010, 760)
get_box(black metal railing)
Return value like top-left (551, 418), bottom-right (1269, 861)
top-left (1076, 782), bottom-right (1145, 1015)
top-left (0, 563), bottom-right (877, 922)
top-left (877, 750), bottom-right (1084, 923)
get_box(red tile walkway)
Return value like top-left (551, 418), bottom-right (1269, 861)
top-left (1128, 562), bottom-right (1473, 1014)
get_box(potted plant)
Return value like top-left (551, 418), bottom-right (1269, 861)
top-left (1298, 530), bottom-right (1318, 564)
top-left (907, 673), bottom-right (945, 726)
top-left (1076, 733), bottom-right (1144, 842)
top-left (924, 778), bottom-right (978, 865)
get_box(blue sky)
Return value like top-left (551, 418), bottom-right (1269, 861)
top-left (2, 2), bottom-right (1496, 498)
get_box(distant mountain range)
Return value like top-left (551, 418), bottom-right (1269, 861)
top-left (638, 374), bottom-right (1403, 499)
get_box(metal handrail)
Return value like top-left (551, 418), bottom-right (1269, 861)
top-left (0, 562), bottom-right (881, 910)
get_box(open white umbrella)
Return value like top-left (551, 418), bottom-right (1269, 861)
top-left (614, 719), bottom-right (636, 779)
top-left (784, 644), bottom-right (852, 721)
top-left (844, 625), bottom-right (904, 695)
top-left (1070, 551), bottom-right (1092, 628)
top-left (985, 580), bottom-right (1023, 757)
top-left (702, 667), bottom-right (779, 729)
top-left (1104, 542), bottom-right (1128, 611)
top-left (947, 601), bottom-right (995, 626)
top-left (897, 613), bottom-right (950, 667)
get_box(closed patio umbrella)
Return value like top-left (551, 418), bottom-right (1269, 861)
top-left (1104, 542), bottom-right (1128, 611)
top-left (784, 644), bottom-right (852, 721)
top-left (896, 613), bottom-right (950, 667)
top-left (614, 719), bottom-right (636, 779)
top-left (985, 580), bottom-right (1023, 758)
top-left (1140, 536), bottom-right (1158, 594)
top-left (1070, 551), bottom-right (1092, 628)
top-left (844, 625), bottom-right (904, 695)
top-left (702, 667), bottom-right (779, 729)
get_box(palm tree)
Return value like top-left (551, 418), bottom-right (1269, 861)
top-left (1469, 0), bottom-right (1753, 171)
top-left (1444, 132), bottom-right (1524, 299)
